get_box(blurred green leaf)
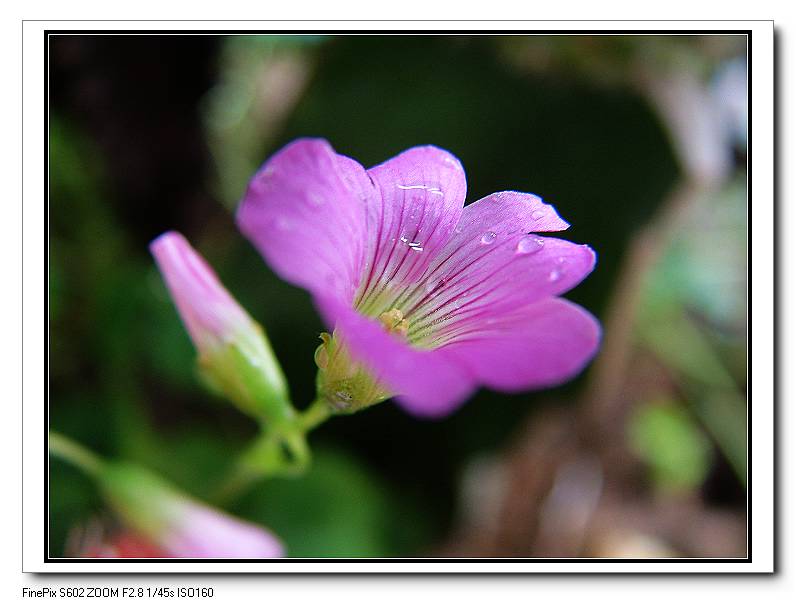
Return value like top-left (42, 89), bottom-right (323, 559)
top-left (643, 176), bottom-right (746, 328)
top-left (639, 310), bottom-right (737, 391)
top-left (628, 400), bottom-right (712, 493)
top-left (694, 392), bottom-right (747, 485)
top-left (233, 446), bottom-right (431, 557)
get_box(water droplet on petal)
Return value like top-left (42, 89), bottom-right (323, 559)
top-left (549, 269), bottom-right (563, 282)
top-left (531, 209), bottom-right (546, 220)
top-left (516, 236), bottom-right (544, 254)
top-left (397, 184), bottom-right (443, 196)
top-left (480, 231), bottom-right (497, 245)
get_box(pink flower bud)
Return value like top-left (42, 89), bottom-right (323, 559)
top-left (150, 231), bottom-right (255, 354)
top-left (99, 462), bottom-right (284, 558)
top-left (150, 231), bottom-right (293, 425)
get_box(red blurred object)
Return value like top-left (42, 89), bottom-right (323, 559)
top-left (85, 532), bottom-right (170, 558)
top-left (66, 519), bottom-right (170, 559)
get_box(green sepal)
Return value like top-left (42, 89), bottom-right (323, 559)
top-left (314, 331), bottom-right (390, 414)
top-left (198, 330), bottom-right (297, 432)
top-left (96, 461), bottom-right (186, 540)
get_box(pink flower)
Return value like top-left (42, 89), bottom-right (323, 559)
top-left (100, 462), bottom-right (285, 558)
top-left (159, 505), bottom-right (285, 559)
top-left (238, 139), bottom-right (600, 417)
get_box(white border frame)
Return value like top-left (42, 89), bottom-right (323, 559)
top-left (22, 20), bottom-right (775, 573)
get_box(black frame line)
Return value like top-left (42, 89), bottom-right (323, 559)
top-left (39, 28), bottom-right (754, 568)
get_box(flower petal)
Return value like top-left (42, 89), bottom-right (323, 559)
top-left (317, 295), bottom-right (599, 417)
top-left (355, 146), bottom-right (467, 314)
top-left (150, 231), bottom-right (253, 351)
top-left (403, 233), bottom-right (596, 348)
top-left (460, 190), bottom-right (571, 234)
top-left (237, 138), bottom-right (377, 304)
top-left (379, 190), bottom-right (589, 346)
top-left (163, 506), bottom-right (285, 558)
top-left (434, 297), bottom-right (601, 392)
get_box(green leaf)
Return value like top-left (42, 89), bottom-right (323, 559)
top-left (628, 400), bottom-right (712, 493)
top-left (233, 446), bottom-right (431, 557)
top-left (694, 392), bottom-right (747, 485)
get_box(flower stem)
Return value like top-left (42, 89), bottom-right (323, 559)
top-left (298, 397), bottom-right (332, 432)
top-left (212, 397), bottom-right (332, 504)
top-left (48, 431), bottom-right (104, 477)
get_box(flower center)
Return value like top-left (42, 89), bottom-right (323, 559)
top-left (356, 280), bottom-right (458, 350)
top-left (378, 308), bottom-right (409, 337)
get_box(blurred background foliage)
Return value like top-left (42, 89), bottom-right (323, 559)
top-left (49, 34), bottom-right (747, 558)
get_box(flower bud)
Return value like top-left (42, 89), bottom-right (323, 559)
top-left (98, 461), bottom-right (284, 558)
top-left (150, 231), bottom-right (293, 428)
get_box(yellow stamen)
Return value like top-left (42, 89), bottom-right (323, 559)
top-left (378, 308), bottom-right (409, 337)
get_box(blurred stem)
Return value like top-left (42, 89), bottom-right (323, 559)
top-left (298, 397), bottom-right (332, 432)
top-left (213, 432), bottom-right (288, 503)
top-left (582, 65), bottom-right (730, 437)
top-left (48, 431), bottom-right (104, 477)
top-left (582, 180), bottom-right (707, 430)
top-left (213, 396), bottom-right (331, 504)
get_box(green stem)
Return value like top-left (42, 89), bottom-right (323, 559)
top-left (212, 397), bottom-right (331, 504)
top-left (213, 462), bottom-right (267, 504)
top-left (298, 397), bottom-right (332, 432)
top-left (48, 431), bottom-right (104, 477)
top-left (212, 432), bottom-right (300, 504)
